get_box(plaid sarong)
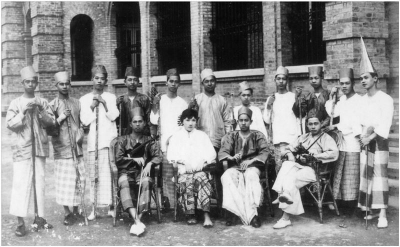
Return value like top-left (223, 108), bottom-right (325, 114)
top-left (333, 151), bottom-right (360, 201)
top-left (162, 152), bottom-right (175, 206)
top-left (88, 148), bottom-right (112, 206)
top-left (177, 171), bottom-right (213, 215)
top-left (118, 172), bottom-right (153, 214)
top-left (55, 157), bottom-right (86, 206)
top-left (358, 137), bottom-right (389, 210)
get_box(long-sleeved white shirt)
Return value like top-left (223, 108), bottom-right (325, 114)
top-left (233, 105), bottom-right (268, 138)
top-left (79, 92), bottom-right (119, 152)
top-left (150, 94), bottom-right (188, 152)
top-left (325, 94), bottom-right (363, 152)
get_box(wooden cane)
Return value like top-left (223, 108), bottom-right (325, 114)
top-left (365, 145), bottom-right (369, 230)
top-left (118, 102), bottom-right (122, 137)
top-left (65, 100), bottom-right (89, 225)
top-left (299, 95), bottom-right (304, 135)
top-left (31, 110), bottom-right (40, 228)
top-left (93, 105), bottom-right (99, 218)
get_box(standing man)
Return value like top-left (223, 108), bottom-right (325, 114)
top-left (292, 66), bottom-right (330, 133)
top-left (7, 66), bottom-right (55, 236)
top-left (357, 37), bottom-right (394, 228)
top-left (49, 71), bottom-right (86, 225)
top-left (263, 66), bottom-right (299, 173)
top-left (150, 68), bottom-right (188, 206)
top-left (80, 65), bottom-right (120, 220)
top-left (233, 81), bottom-right (267, 138)
top-left (191, 68), bottom-right (231, 151)
top-left (116, 67), bottom-right (152, 136)
top-left (325, 68), bottom-right (363, 210)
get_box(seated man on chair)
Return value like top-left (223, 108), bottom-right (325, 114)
top-left (272, 110), bottom-right (339, 229)
top-left (167, 109), bottom-right (216, 228)
top-left (115, 107), bottom-right (162, 235)
top-left (219, 106), bottom-right (271, 228)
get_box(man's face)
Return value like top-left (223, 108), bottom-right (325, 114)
top-left (130, 116), bottom-right (145, 133)
top-left (238, 114), bottom-right (252, 132)
top-left (125, 76), bottom-right (139, 90)
top-left (339, 79), bottom-right (354, 96)
top-left (275, 74), bottom-right (288, 90)
top-left (240, 89), bottom-right (252, 106)
top-left (307, 117), bottom-right (322, 135)
top-left (360, 73), bottom-right (377, 90)
top-left (309, 75), bottom-right (322, 89)
top-left (22, 77), bottom-right (38, 93)
top-left (92, 73), bottom-right (107, 90)
top-left (202, 76), bottom-right (216, 94)
top-left (56, 80), bottom-right (71, 95)
top-left (183, 117), bottom-right (197, 132)
top-left (166, 75), bottom-right (180, 93)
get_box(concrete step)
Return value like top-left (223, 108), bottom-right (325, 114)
top-left (389, 147), bottom-right (399, 154)
top-left (388, 162), bottom-right (399, 179)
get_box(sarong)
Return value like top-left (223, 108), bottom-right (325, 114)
top-left (9, 157), bottom-right (46, 217)
top-left (358, 137), bottom-right (389, 210)
top-left (55, 157), bottom-right (86, 206)
top-left (162, 152), bottom-right (175, 206)
top-left (88, 148), bottom-right (112, 206)
top-left (332, 151), bottom-right (360, 201)
top-left (118, 173), bottom-right (153, 214)
top-left (177, 171), bottom-right (213, 214)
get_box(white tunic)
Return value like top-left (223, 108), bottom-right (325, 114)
top-left (325, 94), bottom-right (363, 152)
top-left (233, 105), bottom-right (268, 138)
top-left (263, 92), bottom-right (299, 145)
top-left (150, 94), bottom-right (188, 152)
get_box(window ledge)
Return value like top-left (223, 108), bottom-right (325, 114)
top-left (71, 81), bottom-right (93, 86)
top-left (285, 64), bottom-right (324, 74)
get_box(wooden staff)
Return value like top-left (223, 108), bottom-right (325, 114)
top-left (31, 109), bottom-right (40, 229)
top-left (299, 95), bottom-right (304, 135)
top-left (93, 105), bottom-right (99, 217)
top-left (118, 102), bottom-right (122, 137)
top-left (65, 100), bottom-right (88, 225)
top-left (365, 145), bottom-right (369, 230)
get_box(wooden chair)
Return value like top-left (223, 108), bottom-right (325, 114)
top-left (109, 136), bottom-right (162, 227)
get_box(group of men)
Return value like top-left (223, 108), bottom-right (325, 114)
top-left (6, 37), bottom-right (394, 237)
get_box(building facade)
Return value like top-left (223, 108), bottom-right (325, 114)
top-left (2, 1), bottom-right (399, 174)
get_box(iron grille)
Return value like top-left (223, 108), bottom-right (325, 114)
top-left (156, 2), bottom-right (192, 75)
top-left (210, 2), bottom-right (263, 71)
top-left (289, 2), bottom-right (326, 65)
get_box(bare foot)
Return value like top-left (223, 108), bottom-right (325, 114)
top-left (203, 212), bottom-right (213, 228)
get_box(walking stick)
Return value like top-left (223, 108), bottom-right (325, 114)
top-left (65, 100), bottom-right (88, 226)
top-left (30, 110), bottom-right (40, 230)
top-left (299, 95), bottom-right (304, 135)
top-left (365, 145), bottom-right (369, 230)
top-left (93, 105), bottom-right (99, 218)
top-left (118, 102), bottom-right (122, 137)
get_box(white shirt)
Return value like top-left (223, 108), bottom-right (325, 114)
top-left (325, 94), bottom-right (363, 152)
top-left (233, 105), bottom-right (268, 138)
top-left (358, 90), bottom-right (394, 139)
top-left (79, 92), bottom-right (119, 152)
top-left (263, 92), bottom-right (299, 145)
top-left (150, 94), bottom-right (188, 152)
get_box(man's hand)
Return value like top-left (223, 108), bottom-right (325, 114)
top-left (33, 98), bottom-right (44, 111)
top-left (91, 95), bottom-right (100, 111)
top-left (360, 136), bottom-right (371, 148)
top-left (116, 95), bottom-right (125, 105)
top-left (329, 87), bottom-right (339, 100)
top-left (22, 101), bottom-right (36, 115)
top-left (132, 157), bottom-right (144, 167)
top-left (295, 87), bottom-right (303, 98)
top-left (227, 153), bottom-right (241, 161)
top-left (64, 109), bottom-right (71, 117)
top-left (142, 162), bottom-right (152, 176)
top-left (152, 93), bottom-right (161, 106)
top-left (240, 159), bottom-right (253, 170)
top-left (97, 95), bottom-right (108, 111)
top-left (266, 94), bottom-right (275, 109)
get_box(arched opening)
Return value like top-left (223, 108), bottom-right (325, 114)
top-left (113, 2), bottom-right (141, 79)
top-left (24, 10), bottom-right (33, 66)
top-left (70, 14), bottom-right (94, 81)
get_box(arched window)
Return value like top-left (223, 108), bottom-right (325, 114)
top-left (70, 14), bottom-right (94, 81)
top-left (210, 2), bottom-right (263, 71)
top-left (156, 2), bottom-right (191, 75)
top-left (288, 2), bottom-right (326, 65)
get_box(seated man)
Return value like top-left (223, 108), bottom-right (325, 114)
top-left (115, 107), bottom-right (162, 235)
top-left (167, 109), bottom-right (216, 228)
top-left (271, 110), bottom-right (339, 229)
top-left (219, 106), bottom-right (270, 228)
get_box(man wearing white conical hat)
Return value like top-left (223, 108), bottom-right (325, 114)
top-left (6, 66), bottom-right (56, 236)
top-left (357, 37), bottom-right (394, 229)
top-left (263, 66), bottom-right (300, 173)
top-left (48, 71), bottom-right (87, 226)
top-left (233, 81), bottom-right (267, 138)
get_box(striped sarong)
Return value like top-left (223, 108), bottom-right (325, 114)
top-left (177, 171), bottom-right (213, 215)
top-left (333, 151), bottom-right (360, 201)
top-left (118, 172), bottom-right (153, 214)
top-left (358, 136), bottom-right (389, 210)
top-left (162, 152), bottom-right (175, 206)
top-left (54, 157), bottom-right (86, 206)
top-left (88, 148), bottom-right (112, 206)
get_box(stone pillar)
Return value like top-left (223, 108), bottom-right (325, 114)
top-left (139, 2), bottom-right (151, 94)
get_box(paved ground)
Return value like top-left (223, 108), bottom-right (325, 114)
top-left (1, 117), bottom-right (399, 246)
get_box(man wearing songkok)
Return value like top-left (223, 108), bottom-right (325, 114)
top-left (324, 68), bottom-right (363, 209)
top-left (115, 107), bottom-right (162, 235)
top-left (263, 66), bottom-right (300, 173)
top-left (357, 37), bottom-right (394, 229)
top-left (79, 65), bottom-right (120, 220)
top-left (150, 68), bottom-right (188, 206)
top-left (233, 81), bottom-right (267, 138)
top-left (219, 106), bottom-right (270, 228)
top-left (167, 109), bottom-right (216, 227)
top-left (292, 66), bottom-right (330, 133)
top-left (6, 66), bottom-right (56, 236)
top-left (190, 68), bottom-right (231, 151)
top-left (271, 110), bottom-right (338, 229)
top-left (116, 67), bottom-right (152, 136)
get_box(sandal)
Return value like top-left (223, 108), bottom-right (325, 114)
top-left (187, 216), bottom-right (198, 225)
top-left (63, 213), bottom-right (75, 226)
top-left (15, 223), bottom-right (26, 237)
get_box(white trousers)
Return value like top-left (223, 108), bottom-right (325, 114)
top-left (272, 161), bottom-right (316, 215)
top-left (9, 157), bottom-right (46, 218)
